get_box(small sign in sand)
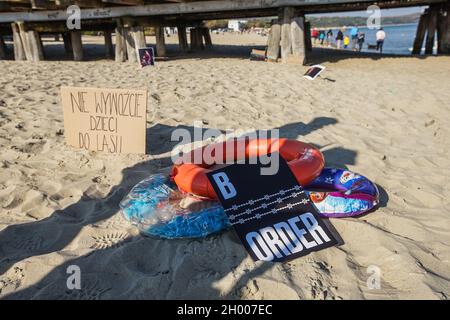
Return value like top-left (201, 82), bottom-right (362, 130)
top-left (61, 86), bottom-right (147, 154)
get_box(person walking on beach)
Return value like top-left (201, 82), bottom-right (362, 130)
top-left (350, 26), bottom-right (359, 51)
top-left (312, 28), bottom-right (319, 44)
top-left (376, 28), bottom-right (386, 54)
top-left (319, 30), bottom-right (325, 45)
top-left (344, 35), bottom-right (350, 49)
top-left (336, 29), bottom-right (344, 49)
top-left (326, 29), bottom-right (333, 46)
top-left (357, 31), bottom-right (365, 52)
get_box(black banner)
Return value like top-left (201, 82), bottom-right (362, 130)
top-left (207, 154), bottom-right (338, 262)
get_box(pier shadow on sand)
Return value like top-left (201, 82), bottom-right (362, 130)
top-left (0, 118), bottom-right (386, 299)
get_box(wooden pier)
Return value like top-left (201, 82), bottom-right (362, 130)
top-left (0, 0), bottom-right (449, 64)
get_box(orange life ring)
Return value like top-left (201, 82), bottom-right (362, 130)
top-left (171, 138), bottom-right (324, 200)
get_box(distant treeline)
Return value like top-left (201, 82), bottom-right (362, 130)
top-left (204, 13), bottom-right (421, 30)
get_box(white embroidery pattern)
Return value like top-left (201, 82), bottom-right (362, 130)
top-left (224, 185), bottom-right (303, 213)
top-left (231, 199), bottom-right (310, 225)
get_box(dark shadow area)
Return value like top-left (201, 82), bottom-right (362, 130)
top-left (1, 119), bottom-right (384, 299)
top-left (145, 116), bottom-right (338, 156)
top-left (376, 183), bottom-right (389, 209)
top-left (322, 147), bottom-right (357, 168)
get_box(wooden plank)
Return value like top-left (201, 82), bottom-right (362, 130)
top-left (189, 27), bottom-right (197, 50)
top-left (11, 22), bottom-right (25, 60)
top-left (17, 21), bottom-right (33, 61)
top-left (290, 15), bottom-right (305, 64)
top-left (70, 30), bottom-right (83, 61)
top-left (132, 26), bottom-right (146, 60)
top-left (0, 35), bottom-right (6, 59)
top-left (437, 4), bottom-right (450, 54)
top-left (1, 0), bottom-right (445, 23)
top-left (104, 29), bottom-right (114, 58)
top-left (195, 27), bottom-right (204, 50)
top-left (266, 19), bottom-right (281, 61)
top-left (425, 7), bottom-right (438, 54)
top-left (124, 27), bottom-right (136, 62)
top-left (155, 26), bottom-right (166, 56)
top-left (304, 20), bottom-right (312, 51)
top-left (202, 26), bottom-right (212, 49)
top-left (15, 21), bottom-right (44, 61)
top-left (30, 0), bottom-right (58, 10)
top-left (29, 30), bottom-right (44, 61)
top-left (54, 0), bottom-right (103, 8)
top-left (280, 7), bottom-right (294, 62)
top-left (177, 25), bottom-right (188, 52)
top-left (412, 11), bottom-right (429, 54)
top-left (115, 26), bottom-right (127, 62)
top-left (101, 0), bottom-right (144, 5)
top-left (62, 31), bottom-right (73, 56)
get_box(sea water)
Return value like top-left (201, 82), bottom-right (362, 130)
top-left (329, 23), bottom-right (436, 55)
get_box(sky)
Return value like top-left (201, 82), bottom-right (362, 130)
top-left (311, 6), bottom-right (426, 17)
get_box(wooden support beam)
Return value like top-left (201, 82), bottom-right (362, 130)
top-left (37, 31), bottom-right (45, 60)
top-left (425, 7), bottom-right (438, 54)
top-left (304, 20), bottom-right (312, 51)
top-left (132, 26), bottom-right (146, 60)
top-left (104, 30), bottom-right (114, 58)
top-left (280, 6), bottom-right (295, 62)
top-left (101, 0), bottom-right (143, 5)
top-left (202, 27), bottom-right (212, 49)
top-left (266, 19), bottom-right (281, 61)
top-left (70, 30), bottom-right (83, 61)
top-left (189, 27), bottom-right (197, 51)
top-left (132, 26), bottom-right (146, 49)
top-left (155, 26), bottom-right (166, 56)
top-left (177, 25), bottom-right (188, 52)
top-left (124, 27), bottom-right (136, 62)
top-left (11, 22), bottom-right (25, 60)
top-left (55, 0), bottom-right (103, 8)
top-left (195, 27), bottom-right (204, 50)
top-left (437, 4), bottom-right (450, 54)
top-left (31, 0), bottom-right (58, 10)
top-left (17, 21), bottom-right (44, 62)
top-left (290, 15), bottom-right (305, 64)
top-left (62, 32), bottom-right (73, 56)
top-left (0, 35), bottom-right (6, 60)
top-left (114, 26), bottom-right (127, 62)
top-left (17, 21), bottom-right (33, 61)
top-left (412, 11), bottom-right (429, 54)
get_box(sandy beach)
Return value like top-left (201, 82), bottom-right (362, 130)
top-left (0, 33), bottom-right (449, 299)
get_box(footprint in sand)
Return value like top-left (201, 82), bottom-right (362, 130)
top-left (89, 232), bottom-right (131, 250)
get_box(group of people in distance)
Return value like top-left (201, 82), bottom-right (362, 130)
top-left (311, 26), bottom-right (386, 54)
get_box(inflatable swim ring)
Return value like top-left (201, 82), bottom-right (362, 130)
top-left (306, 167), bottom-right (379, 217)
top-left (120, 174), bottom-right (229, 239)
top-left (120, 168), bottom-right (379, 239)
top-left (172, 138), bottom-right (324, 199)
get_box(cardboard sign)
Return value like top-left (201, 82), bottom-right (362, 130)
top-left (138, 47), bottom-right (155, 68)
top-left (207, 154), bottom-right (338, 262)
top-left (61, 86), bottom-right (147, 154)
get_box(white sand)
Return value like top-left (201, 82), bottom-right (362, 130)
top-left (0, 33), bottom-right (449, 299)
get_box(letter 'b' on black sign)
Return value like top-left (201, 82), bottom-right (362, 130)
top-left (207, 154), bottom-right (338, 262)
